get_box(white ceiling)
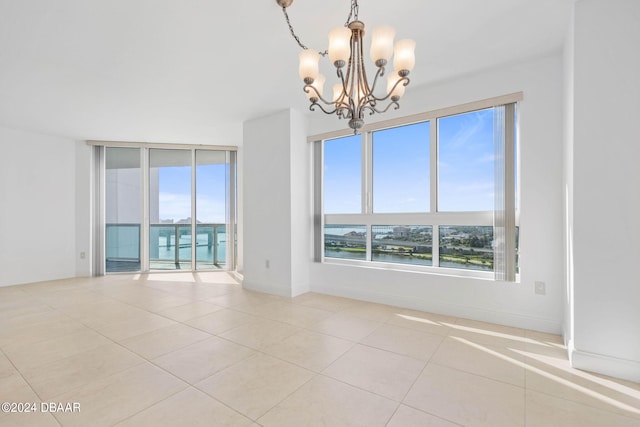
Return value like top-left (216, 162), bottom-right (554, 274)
top-left (0, 0), bottom-right (573, 145)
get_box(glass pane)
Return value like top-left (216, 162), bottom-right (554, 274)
top-left (439, 226), bottom-right (493, 271)
top-left (195, 150), bottom-right (228, 269)
top-left (149, 225), bottom-right (192, 269)
top-left (324, 135), bottom-right (361, 214)
top-left (372, 225), bottom-right (432, 266)
top-left (105, 147), bottom-right (141, 273)
top-left (373, 122), bottom-right (430, 213)
top-left (438, 108), bottom-right (495, 211)
top-left (324, 225), bottom-right (366, 260)
top-left (149, 149), bottom-right (192, 270)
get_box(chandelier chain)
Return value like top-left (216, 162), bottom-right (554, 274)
top-left (281, 0), bottom-right (360, 56)
top-left (345, 0), bottom-right (359, 26)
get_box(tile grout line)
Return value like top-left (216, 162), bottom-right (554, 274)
top-left (0, 346), bottom-right (63, 427)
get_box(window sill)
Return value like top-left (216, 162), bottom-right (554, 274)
top-left (321, 257), bottom-right (520, 283)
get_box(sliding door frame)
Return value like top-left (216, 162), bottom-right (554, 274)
top-left (90, 141), bottom-right (238, 275)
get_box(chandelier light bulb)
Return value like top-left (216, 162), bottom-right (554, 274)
top-left (393, 39), bottom-right (416, 75)
top-left (328, 27), bottom-right (352, 67)
top-left (370, 26), bottom-right (396, 66)
top-left (299, 49), bottom-right (320, 83)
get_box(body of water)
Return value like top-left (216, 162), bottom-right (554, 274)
top-left (325, 249), bottom-right (492, 271)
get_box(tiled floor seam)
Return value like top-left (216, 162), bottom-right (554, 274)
top-left (391, 327), bottom-right (460, 426)
top-left (0, 346), bottom-right (51, 409)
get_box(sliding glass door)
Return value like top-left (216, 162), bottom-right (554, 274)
top-left (149, 149), bottom-right (192, 270)
top-left (97, 145), bottom-right (236, 273)
top-left (195, 150), bottom-right (229, 270)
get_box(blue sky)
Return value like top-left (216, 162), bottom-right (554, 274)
top-left (152, 108), bottom-right (499, 222)
top-left (324, 108), bottom-right (497, 213)
top-left (157, 164), bottom-right (227, 223)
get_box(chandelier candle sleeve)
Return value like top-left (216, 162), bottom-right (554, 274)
top-left (328, 27), bottom-right (352, 67)
top-left (370, 26), bottom-right (396, 65)
top-left (299, 50), bottom-right (320, 83)
top-left (393, 39), bottom-right (416, 74)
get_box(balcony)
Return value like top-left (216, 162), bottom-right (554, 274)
top-left (106, 223), bottom-right (227, 273)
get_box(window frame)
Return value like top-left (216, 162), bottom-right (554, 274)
top-left (311, 93), bottom-right (522, 281)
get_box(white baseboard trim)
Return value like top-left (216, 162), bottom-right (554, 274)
top-left (242, 280), bottom-right (292, 298)
top-left (312, 282), bottom-right (562, 334)
top-left (569, 344), bottom-right (640, 383)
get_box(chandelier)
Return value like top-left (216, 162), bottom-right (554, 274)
top-left (276, 0), bottom-right (416, 132)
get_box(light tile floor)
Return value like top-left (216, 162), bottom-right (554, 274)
top-left (0, 273), bottom-right (639, 426)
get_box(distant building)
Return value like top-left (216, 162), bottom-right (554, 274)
top-left (393, 226), bottom-right (410, 238)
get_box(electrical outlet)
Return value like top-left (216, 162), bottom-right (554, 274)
top-left (80, 252), bottom-right (86, 259)
top-left (534, 281), bottom-right (546, 295)
top-left (265, 259), bottom-right (270, 269)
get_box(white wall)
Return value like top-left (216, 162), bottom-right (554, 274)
top-left (0, 126), bottom-right (80, 286)
top-left (242, 109), bottom-right (310, 297)
top-left (562, 7), bottom-right (575, 349)
top-left (308, 54), bottom-right (566, 333)
top-left (75, 141), bottom-right (92, 277)
top-left (569, 0), bottom-right (640, 382)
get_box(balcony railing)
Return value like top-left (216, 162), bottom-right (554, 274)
top-left (106, 223), bottom-right (226, 272)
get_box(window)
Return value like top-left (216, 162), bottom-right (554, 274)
top-left (373, 122), bottom-right (430, 213)
top-left (149, 149), bottom-right (192, 270)
top-left (314, 94), bottom-right (520, 280)
top-left (438, 108), bottom-right (494, 212)
top-left (324, 135), bottom-right (361, 214)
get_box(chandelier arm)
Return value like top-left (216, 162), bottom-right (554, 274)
top-left (370, 76), bottom-right (410, 102)
top-left (309, 101), bottom-right (340, 115)
top-left (368, 66), bottom-right (386, 98)
top-left (333, 67), bottom-right (354, 119)
top-left (304, 84), bottom-right (341, 107)
top-left (363, 100), bottom-right (401, 116)
top-left (345, 51), bottom-right (357, 120)
top-left (356, 29), bottom-right (374, 115)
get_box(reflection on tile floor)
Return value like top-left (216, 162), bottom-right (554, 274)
top-left (0, 273), bottom-right (638, 426)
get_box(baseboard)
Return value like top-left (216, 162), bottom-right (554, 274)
top-left (228, 271), bottom-right (244, 284)
top-left (242, 279), bottom-right (292, 298)
top-left (569, 344), bottom-right (640, 383)
top-left (312, 282), bottom-right (562, 334)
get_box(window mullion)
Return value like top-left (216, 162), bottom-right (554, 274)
top-left (430, 119), bottom-right (438, 213)
top-left (141, 147), bottom-right (150, 272)
top-left (313, 141), bottom-right (323, 262)
top-left (363, 132), bottom-right (372, 214)
top-left (363, 131), bottom-right (373, 260)
top-left (191, 149), bottom-right (197, 270)
top-left (431, 121), bottom-right (439, 267)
